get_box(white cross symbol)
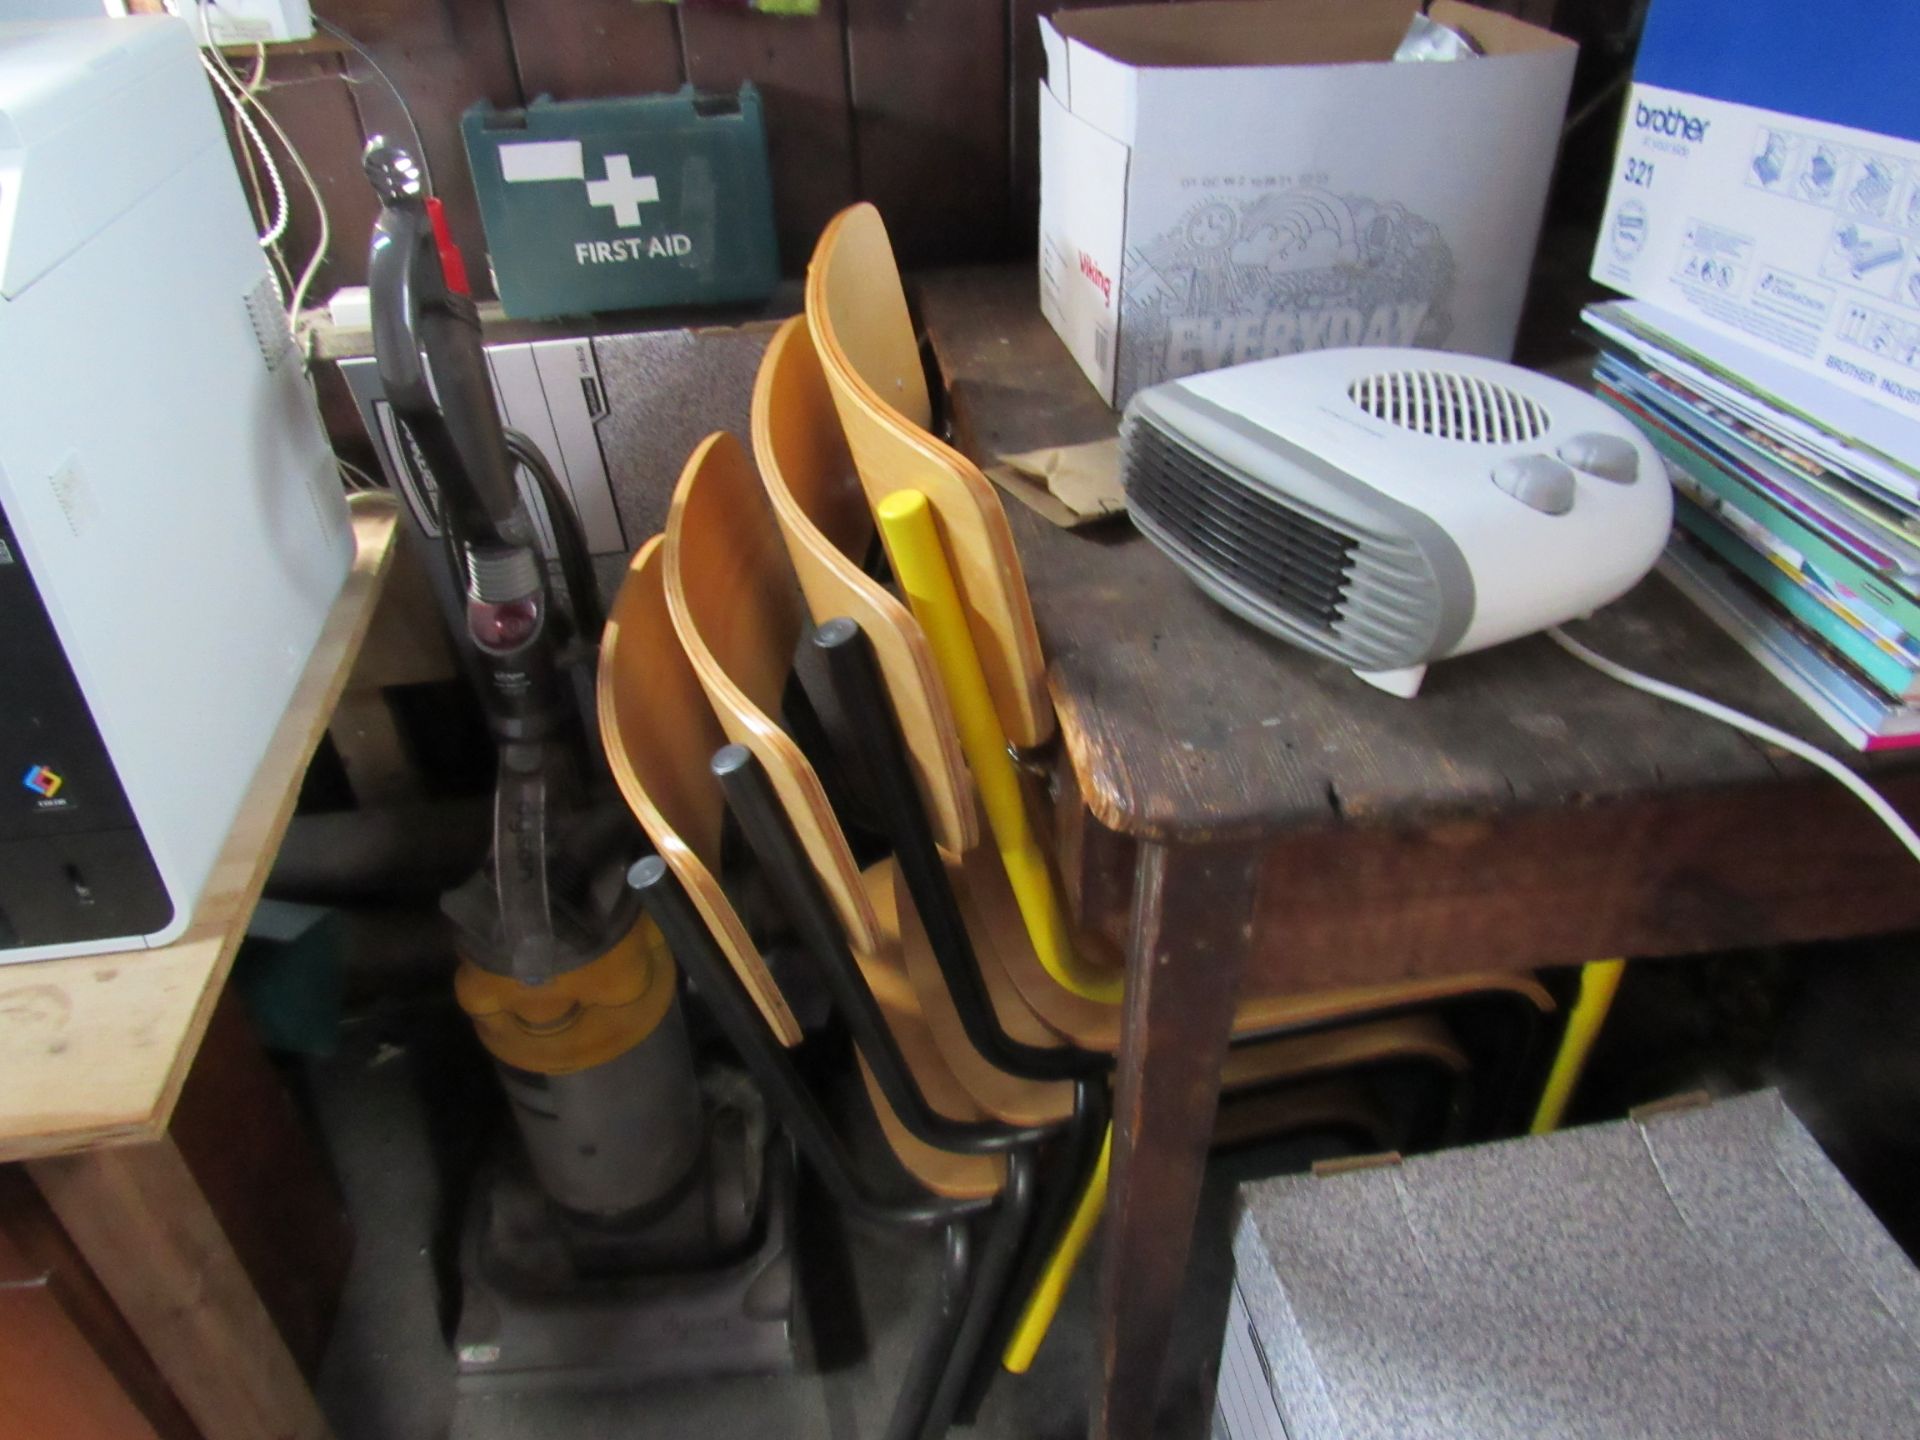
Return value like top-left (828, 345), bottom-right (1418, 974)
top-left (585, 154), bottom-right (660, 228)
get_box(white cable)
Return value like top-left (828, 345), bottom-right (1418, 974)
top-left (336, 455), bottom-right (386, 493)
top-left (201, 12), bottom-right (331, 329)
top-left (201, 52), bottom-right (288, 248)
top-left (1548, 625), bottom-right (1920, 865)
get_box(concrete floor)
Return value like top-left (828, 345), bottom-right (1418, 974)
top-left (308, 1002), bottom-right (1243, 1440)
top-left (304, 938), bottom-right (1920, 1439)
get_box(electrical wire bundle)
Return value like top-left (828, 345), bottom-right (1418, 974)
top-left (195, 5), bottom-right (427, 335)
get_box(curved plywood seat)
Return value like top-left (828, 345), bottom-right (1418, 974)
top-left (893, 863), bottom-right (1076, 1128)
top-left (1212, 1078), bottom-right (1393, 1153)
top-left (806, 203), bottom-right (1053, 751)
top-left (664, 431), bottom-right (882, 955)
top-left (1231, 973), bottom-right (1557, 1041)
top-left (596, 537), bottom-right (801, 1046)
top-left (1217, 1014), bottom-right (1469, 1093)
top-left (855, 861), bottom-right (1006, 1199)
top-left (751, 315), bottom-right (977, 857)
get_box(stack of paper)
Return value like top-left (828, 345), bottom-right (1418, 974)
top-left (1587, 300), bottom-right (1920, 751)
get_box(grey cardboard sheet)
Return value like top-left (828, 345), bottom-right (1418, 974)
top-left (1226, 1090), bottom-right (1920, 1439)
top-left (593, 321), bottom-right (779, 547)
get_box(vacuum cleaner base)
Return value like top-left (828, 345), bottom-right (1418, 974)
top-left (454, 1134), bottom-right (800, 1393)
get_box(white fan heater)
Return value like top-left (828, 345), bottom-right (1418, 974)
top-left (1120, 348), bottom-right (1671, 697)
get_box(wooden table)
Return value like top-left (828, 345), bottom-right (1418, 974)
top-left (917, 270), bottom-right (1920, 1440)
top-left (0, 497), bottom-right (399, 1440)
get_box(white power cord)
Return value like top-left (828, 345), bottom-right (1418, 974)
top-left (1548, 625), bottom-right (1920, 865)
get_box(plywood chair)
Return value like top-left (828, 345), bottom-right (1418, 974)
top-left (806, 202), bottom-right (1053, 753)
top-left (605, 542), bottom-right (1051, 1440)
top-left (752, 313), bottom-right (976, 859)
top-left (664, 431), bottom-right (882, 958)
top-left (666, 428), bottom-right (1090, 1128)
top-left (600, 535), bottom-right (1011, 1189)
top-left (597, 537), bottom-right (801, 1046)
top-left (664, 420), bottom-right (1508, 1415)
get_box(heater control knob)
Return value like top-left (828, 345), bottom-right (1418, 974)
top-left (1491, 455), bottom-right (1577, 516)
top-left (1558, 432), bottom-right (1640, 485)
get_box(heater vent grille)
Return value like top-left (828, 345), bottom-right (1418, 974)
top-left (1122, 418), bottom-right (1357, 629)
top-left (1348, 368), bottom-right (1549, 445)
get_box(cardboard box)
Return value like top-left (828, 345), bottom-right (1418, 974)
top-left (1592, 0), bottom-right (1920, 421)
top-left (1038, 0), bottom-right (1576, 409)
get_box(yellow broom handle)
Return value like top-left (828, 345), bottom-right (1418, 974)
top-left (874, 490), bottom-right (1122, 1004)
top-left (1530, 958), bottom-right (1626, 1134)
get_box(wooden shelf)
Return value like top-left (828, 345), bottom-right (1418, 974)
top-left (0, 496), bottom-right (400, 1164)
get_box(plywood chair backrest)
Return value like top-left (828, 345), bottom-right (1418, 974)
top-left (596, 537), bottom-right (801, 1046)
top-left (664, 431), bottom-right (883, 956)
top-left (751, 316), bottom-right (977, 858)
top-left (805, 203), bottom-right (1054, 751)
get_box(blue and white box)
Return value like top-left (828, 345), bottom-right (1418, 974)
top-left (1593, 0), bottom-right (1920, 421)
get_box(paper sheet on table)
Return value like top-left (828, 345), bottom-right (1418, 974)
top-left (985, 437), bottom-right (1126, 528)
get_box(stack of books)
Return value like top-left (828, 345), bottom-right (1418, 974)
top-left (1586, 300), bottom-right (1920, 752)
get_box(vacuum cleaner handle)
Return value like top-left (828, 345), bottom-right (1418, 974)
top-left (364, 140), bottom-right (525, 548)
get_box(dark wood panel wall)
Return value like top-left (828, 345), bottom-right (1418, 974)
top-left (247, 0), bottom-right (1560, 303)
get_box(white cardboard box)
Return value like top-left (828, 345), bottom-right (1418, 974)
top-left (1038, 0), bottom-right (1576, 409)
top-left (1591, 0), bottom-right (1920, 422)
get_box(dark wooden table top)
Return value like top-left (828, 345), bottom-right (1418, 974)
top-left (916, 266), bottom-right (1886, 845)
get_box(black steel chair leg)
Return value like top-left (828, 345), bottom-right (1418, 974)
top-left (812, 618), bottom-right (1100, 1083)
top-left (954, 1077), bottom-right (1109, 1423)
top-left (884, 1224), bottom-right (976, 1440)
top-left (631, 855), bottom-right (990, 1229)
top-left (922, 1148), bottom-right (1040, 1439)
top-left (711, 742), bottom-right (1054, 1156)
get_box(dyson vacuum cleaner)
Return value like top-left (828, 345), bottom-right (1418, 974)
top-left (361, 138), bottom-right (795, 1390)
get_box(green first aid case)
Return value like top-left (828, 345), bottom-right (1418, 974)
top-left (463, 86), bottom-right (780, 320)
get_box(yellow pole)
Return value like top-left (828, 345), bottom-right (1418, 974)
top-left (1529, 958), bottom-right (1626, 1134)
top-left (874, 490), bottom-right (1122, 1003)
top-left (1003, 1123), bottom-right (1111, 1373)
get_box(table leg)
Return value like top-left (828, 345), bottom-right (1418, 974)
top-left (28, 1136), bottom-right (334, 1440)
top-left (1093, 841), bottom-right (1257, 1440)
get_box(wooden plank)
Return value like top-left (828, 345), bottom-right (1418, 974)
top-left (501, 0), bottom-right (684, 99)
top-left (845, 0), bottom-right (1012, 266)
top-left (0, 499), bottom-right (398, 1163)
top-left (28, 1137), bottom-right (332, 1440)
top-left (917, 266), bottom-right (1920, 842)
top-left (682, 0), bottom-right (857, 274)
top-left (0, 1171), bottom-right (197, 1440)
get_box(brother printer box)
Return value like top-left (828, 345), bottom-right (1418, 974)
top-left (1038, 0), bottom-right (1576, 408)
top-left (1593, 0), bottom-right (1920, 421)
